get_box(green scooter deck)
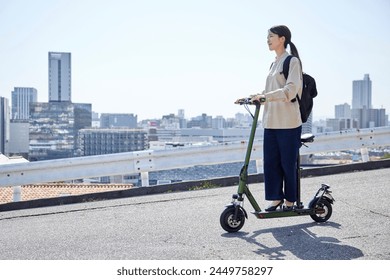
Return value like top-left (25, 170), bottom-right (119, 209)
top-left (251, 208), bottom-right (315, 219)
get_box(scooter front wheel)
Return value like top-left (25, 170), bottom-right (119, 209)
top-left (310, 197), bottom-right (332, 222)
top-left (220, 206), bottom-right (245, 233)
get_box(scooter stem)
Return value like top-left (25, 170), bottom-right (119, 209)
top-left (237, 103), bottom-right (262, 212)
top-left (243, 103), bottom-right (261, 165)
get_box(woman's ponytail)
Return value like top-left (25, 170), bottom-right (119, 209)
top-left (288, 41), bottom-right (302, 69)
top-left (288, 41), bottom-right (300, 61)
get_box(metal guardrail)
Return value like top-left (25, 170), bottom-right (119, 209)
top-left (1, 126), bottom-right (390, 188)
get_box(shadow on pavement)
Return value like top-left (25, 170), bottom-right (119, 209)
top-left (222, 221), bottom-right (363, 260)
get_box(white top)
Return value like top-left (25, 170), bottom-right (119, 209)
top-left (262, 51), bottom-right (303, 129)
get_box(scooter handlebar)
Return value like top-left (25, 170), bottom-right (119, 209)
top-left (234, 97), bottom-right (265, 105)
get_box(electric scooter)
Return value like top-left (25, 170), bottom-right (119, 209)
top-left (220, 98), bottom-right (335, 233)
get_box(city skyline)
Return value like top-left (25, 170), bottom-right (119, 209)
top-left (5, 72), bottom-right (387, 125)
top-left (1, 0), bottom-right (389, 121)
top-left (3, 53), bottom-right (388, 126)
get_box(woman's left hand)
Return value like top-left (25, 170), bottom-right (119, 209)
top-left (250, 94), bottom-right (266, 103)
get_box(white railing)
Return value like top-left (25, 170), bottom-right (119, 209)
top-left (1, 126), bottom-right (390, 188)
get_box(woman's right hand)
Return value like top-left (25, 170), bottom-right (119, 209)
top-left (234, 97), bottom-right (246, 104)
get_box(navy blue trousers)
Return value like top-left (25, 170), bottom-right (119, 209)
top-left (263, 126), bottom-right (302, 202)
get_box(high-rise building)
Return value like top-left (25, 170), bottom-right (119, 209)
top-left (350, 74), bottom-right (388, 128)
top-left (177, 109), bottom-right (185, 119)
top-left (78, 128), bottom-right (147, 156)
top-left (333, 103), bottom-right (354, 130)
top-left (11, 87), bottom-right (37, 120)
top-left (9, 121), bottom-right (29, 158)
top-left (352, 74), bottom-right (371, 110)
top-left (0, 97), bottom-right (10, 155)
top-left (48, 52), bottom-right (71, 102)
top-left (29, 102), bottom-right (91, 160)
top-left (335, 103), bottom-right (351, 119)
top-left (212, 116), bottom-right (225, 129)
top-left (353, 108), bottom-right (388, 128)
top-left (100, 113), bottom-right (138, 128)
top-left (177, 109), bottom-right (187, 128)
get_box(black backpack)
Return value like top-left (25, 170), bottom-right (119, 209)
top-left (282, 55), bottom-right (317, 123)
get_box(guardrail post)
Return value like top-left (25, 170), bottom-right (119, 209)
top-left (360, 147), bottom-right (369, 162)
top-left (255, 159), bottom-right (263, 174)
top-left (141, 172), bottom-right (149, 187)
top-left (13, 186), bottom-right (22, 202)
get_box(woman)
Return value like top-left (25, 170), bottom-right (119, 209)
top-left (251, 25), bottom-right (303, 211)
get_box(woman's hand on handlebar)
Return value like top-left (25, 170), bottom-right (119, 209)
top-left (250, 94), bottom-right (266, 104)
top-left (234, 97), bottom-right (248, 104)
top-left (235, 94), bottom-right (266, 105)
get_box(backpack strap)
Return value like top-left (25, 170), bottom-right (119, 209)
top-left (282, 55), bottom-right (293, 80)
top-left (282, 55), bottom-right (299, 103)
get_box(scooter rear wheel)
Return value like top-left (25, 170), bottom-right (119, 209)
top-left (220, 206), bottom-right (245, 233)
top-left (310, 198), bottom-right (332, 222)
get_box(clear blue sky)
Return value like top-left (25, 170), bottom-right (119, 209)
top-left (1, 0), bottom-right (389, 121)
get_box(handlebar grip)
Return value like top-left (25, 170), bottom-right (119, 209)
top-left (235, 97), bottom-right (265, 105)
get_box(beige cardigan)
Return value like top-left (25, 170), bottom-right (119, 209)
top-left (262, 51), bottom-right (303, 129)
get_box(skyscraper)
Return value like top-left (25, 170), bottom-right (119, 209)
top-left (48, 52), bottom-right (71, 102)
top-left (11, 87), bottom-right (37, 120)
top-left (352, 74), bottom-right (371, 109)
top-left (0, 97), bottom-right (10, 155)
top-left (350, 74), bottom-right (388, 128)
